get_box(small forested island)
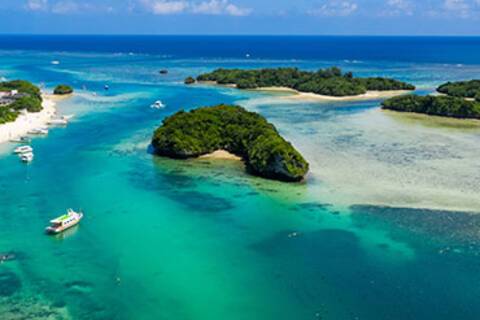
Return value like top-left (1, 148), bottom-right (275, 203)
top-left (0, 80), bottom-right (42, 124)
top-left (186, 67), bottom-right (415, 97)
top-left (151, 104), bottom-right (309, 182)
top-left (53, 84), bottom-right (74, 95)
top-left (382, 95), bottom-right (480, 119)
top-left (382, 79), bottom-right (480, 119)
top-left (437, 80), bottom-right (480, 100)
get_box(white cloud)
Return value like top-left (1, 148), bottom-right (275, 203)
top-left (51, 1), bottom-right (79, 14)
top-left (444, 0), bottom-right (470, 16)
top-left (146, 0), bottom-right (189, 14)
top-left (25, 0), bottom-right (48, 11)
top-left (385, 0), bottom-right (414, 16)
top-left (192, 0), bottom-right (251, 16)
top-left (24, 0), bottom-right (114, 14)
top-left (141, 0), bottom-right (251, 16)
top-left (309, 1), bottom-right (358, 17)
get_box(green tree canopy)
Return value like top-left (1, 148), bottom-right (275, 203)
top-left (152, 104), bottom-right (309, 182)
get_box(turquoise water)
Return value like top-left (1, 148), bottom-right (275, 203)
top-left (1, 42), bottom-right (480, 319)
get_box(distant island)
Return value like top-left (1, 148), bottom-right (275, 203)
top-left (151, 104), bottom-right (309, 182)
top-left (382, 95), bottom-right (480, 119)
top-left (382, 80), bottom-right (480, 119)
top-left (437, 80), bottom-right (480, 100)
top-left (0, 80), bottom-right (42, 124)
top-left (185, 67), bottom-right (415, 97)
top-left (53, 84), bottom-right (74, 95)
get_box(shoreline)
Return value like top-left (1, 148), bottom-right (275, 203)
top-left (196, 81), bottom-right (411, 101)
top-left (0, 94), bottom-right (57, 145)
top-left (252, 86), bottom-right (412, 101)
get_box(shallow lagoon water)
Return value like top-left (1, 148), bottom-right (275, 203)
top-left (1, 38), bottom-right (480, 319)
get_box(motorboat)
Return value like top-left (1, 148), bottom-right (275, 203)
top-left (150, 100), bottom-right (166, 109)
top-left (19, 152), bottom-right (34, 163)
top-left (45, 209), bottom-right (84, 234)
top-left (10, 137), bottom-right (31, 143)
top-left (51, 60), bottom-right (60, 65)
top-left (48, 118), bottom-right (69, 126)
top-left (104, 85), bottom-right (109, 91)
top-left (28, 128), bottom-right (49, 135)
top-left (14, 145), bottom-right (33, 154)
top-left (62, 114), bottom-right (75, 120)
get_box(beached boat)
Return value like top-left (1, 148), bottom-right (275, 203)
top-left (150, 100), bottom-right (166, 109)
top-left (48, 118), bottom-right (69, 126)
top-left (14, 145), bottom-right (33, 154)
top-left (9, 137), bottom-right (31, 143)
top-left (62, 114), bottom-right (75, 120)
top-left (28, 128), bottom-right (48, 135)
top-left (45, 209), bottom-right (83, 234)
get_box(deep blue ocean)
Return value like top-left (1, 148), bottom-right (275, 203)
top-left (0, 36), bottom-right (479, 320)
top-left (2, 35), bottom-right (480, 63)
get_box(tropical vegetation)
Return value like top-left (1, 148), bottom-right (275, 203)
top-left (187, 67), bottom-right (415, 97)
top-left (0, 80), bottom-right (42, 124)
top-left (151, 104), bottom-right (309, 182)
top-left (437, 80), bottom-right (480, 99)
top-left (53, 84), bottom-right (74, 95)
top-left (382, 94), bottom-right (480, 119)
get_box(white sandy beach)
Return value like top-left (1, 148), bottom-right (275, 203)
top-left (198, 81), bottom-right (411, 101)
top-left (0, 95), bottom-right (57, 144)
top-left (199, 150), bottom-right (242, 160)
top-left (253, 86), bottom-right (411, 101)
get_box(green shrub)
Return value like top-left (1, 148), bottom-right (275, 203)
top-left (184, 77), bottom-right (195, 85)
top-left (53, 84), bottom-right (73, 95)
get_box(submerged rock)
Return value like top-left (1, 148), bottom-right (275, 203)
top-left (0, 271), bottom-right (21, 297)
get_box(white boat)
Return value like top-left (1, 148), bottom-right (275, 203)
top-left (14, 145), bottom-right (33, 154)
top-left (150, 100), bottom-right (166, 109)
top-left (48, 118), bottom-right (69, 126)
top-left (51, 60), bottom-right (60, 65)
top-left (28, 128), bottom-right (49, 135)
top-left (62, 114), bottom-right (75, 120)
top-left (46, 209), bottom-right (83, 234)
top-left (19, 152), bottom-right (34, 163)
top-left (104, 85), bottom-right (109, 91)
top-left (10, 137), bottom-right (31, 143)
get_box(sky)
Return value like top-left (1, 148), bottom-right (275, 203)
top-left (0, 0), bottom-right (479, 35)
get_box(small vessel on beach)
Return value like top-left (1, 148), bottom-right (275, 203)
top-left (19, 152), bottom-right (34, 163)
top-left (45, 209), bottom-right (83, 234)
top-left (28, 128), bottom-right (49, 135)
top-left (9, 136), bottom-right (31, 143)
top-left (150, 100), bottom-right (166, 109)
top-left (14, 145), bottom-right (33, 154)
top-left (48, 118), bottom-right (69, 126)
top-left (62, 114), bottom-right (75, 120)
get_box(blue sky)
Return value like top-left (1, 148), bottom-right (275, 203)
top-left (0, 0), bottom-right (479, 35)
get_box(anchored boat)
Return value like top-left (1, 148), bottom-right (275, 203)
top-left (150, 100), bottom-right (165, 109)
top-left (19, 152), bottom-right (34, 163)
top-left (46, 209), bottom-right (83, 234)
top-left (14, 145), bottom-right (33, 154)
